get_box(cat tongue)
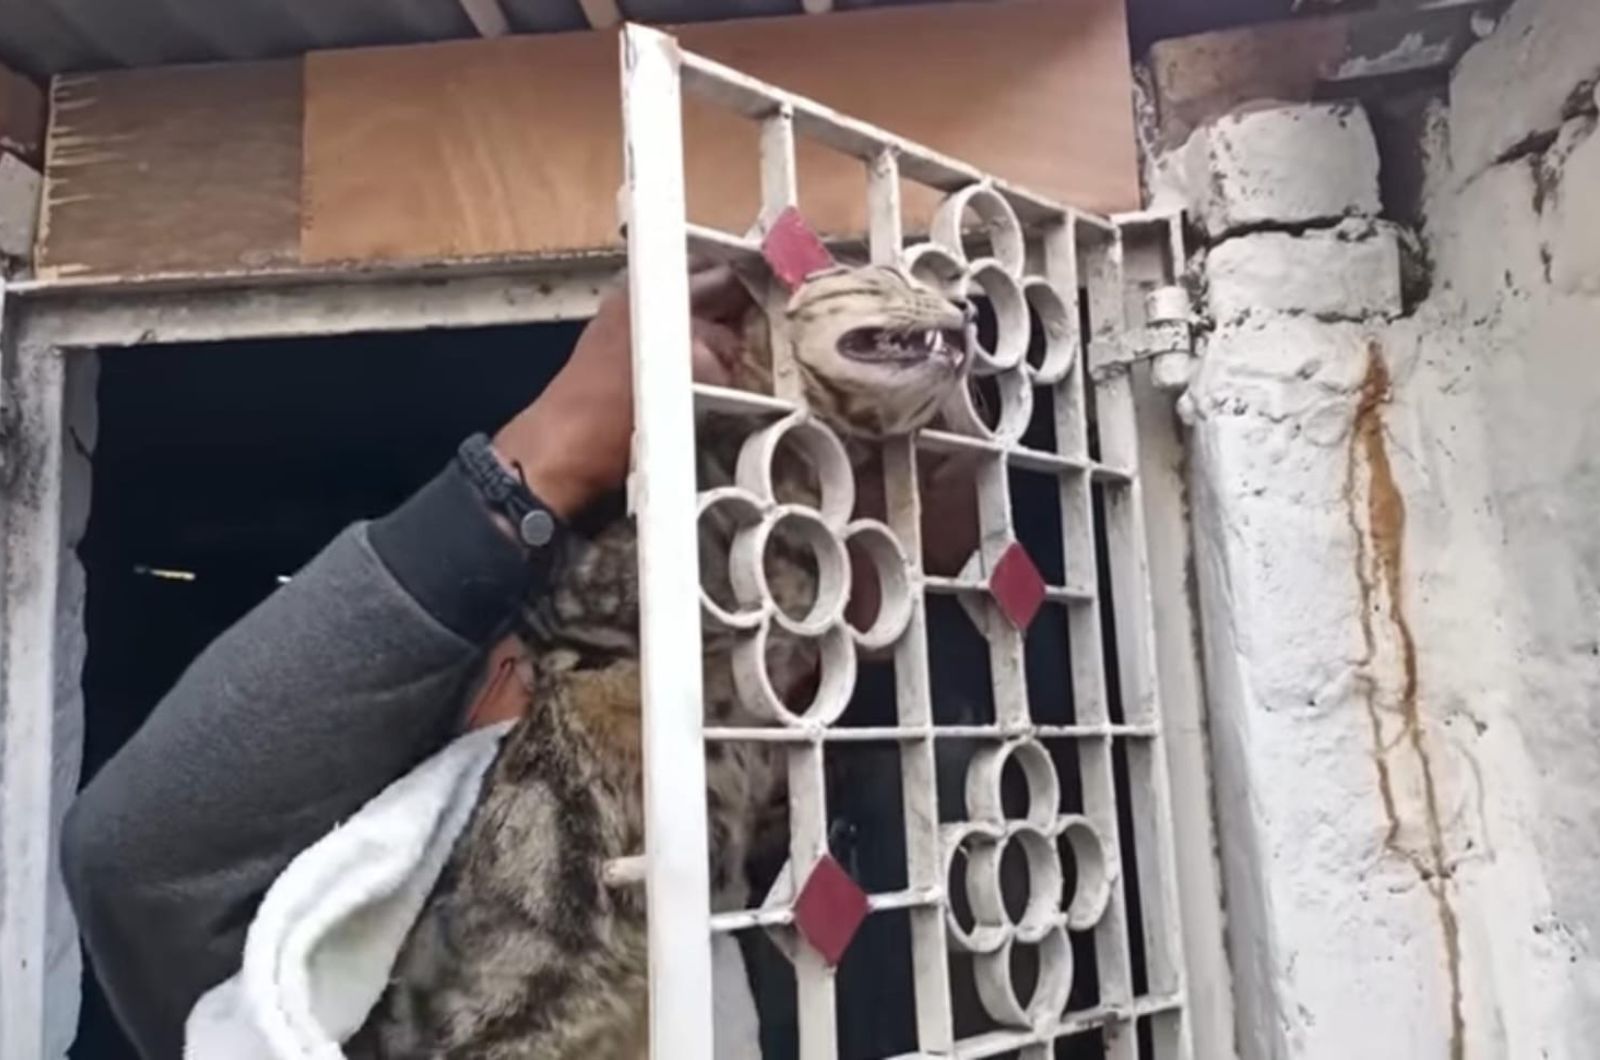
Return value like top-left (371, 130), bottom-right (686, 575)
top-left (761, 206), bottom-right (836, 290)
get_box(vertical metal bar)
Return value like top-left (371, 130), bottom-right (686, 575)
top-left (761, 88), bottom-right (842, 1060)
top-left (0, 327), bottom-right (65, 1060)
top-left (760, 104), bottom-right (799, 215)
top-left (759, 106), bottom-right (805, 404)
top-left (618, 26), bottom-right (716, 1060)
top-left (1084, 223), bottom-right (1193, 1060)
top-left (867, 149), bottom-right (903, 266)
top-left (788, 737), bottom-right (839, 1060)
top-left (883, 437), bottom-right (954, 1052)
top-left (1056, 220), bottom-right (1137, 1058)
top-left (871, 149), bottom-right (952, 1049)
top-left (975, 455), bottom-right (1030, 731)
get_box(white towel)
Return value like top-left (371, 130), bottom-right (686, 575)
top-left (184, 723), bottom-right (761, 1059)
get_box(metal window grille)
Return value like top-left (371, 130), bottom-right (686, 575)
top-left (619, 25), bottom-right (1190, 1060)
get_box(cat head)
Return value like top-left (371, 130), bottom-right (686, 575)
top-left (782, 264), bottom-right (971, 438)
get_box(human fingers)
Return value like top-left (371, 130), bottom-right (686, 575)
top-left (690, 319), bottom-right (741, 386)
top-left (688, 265), bottom-right (755, 321)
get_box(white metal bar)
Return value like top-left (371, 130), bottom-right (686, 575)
top-left (687, 223), bottom-right (763, 267)
top-left (0, 332), bottom-right (66, 1060)
top-left (1051, 222), bottom-right (1139, 1058)
top-left (867, 149), bottom-right (903, 266)
top-left (788, 739), bottom-right (840, 1060)
top-left (760, 106), bottom-right (799, 217)
top-left (923, 575), bottom-right (1094, 606)
top-left (757, 106), bottom-right (807, 406)
top-left (710, 886), bottom-right (941, 933)
top-left (692, 382), bottom-right (796, 418)
top-left (882, 435), bottom-right (955, 1052)
top-left (618, 26), bottom-right (717, 1060)
top-left (1121, 213), bottom-right (1236, 1060)
top-left (11, 248), bottom-right (626, 298)
top-left (974, 453), bottom-right (1029, 734)
top-left (675, 50), bottom-right (1070, 224)
top-left (14, 268), bottom-right (614, 350)
top-left (1089, 225), bottom-right (1193, 1058)
top-left (701, 723), bottom-right (1159, 743)
top-left (915, 428), bottom-right (1132, 482)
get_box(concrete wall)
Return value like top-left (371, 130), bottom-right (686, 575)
top-left (1165, 0), bottom-right (1600, 1055)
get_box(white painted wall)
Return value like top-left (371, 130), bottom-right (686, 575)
top-left (1167, 0), bottom-right (1600, 1055)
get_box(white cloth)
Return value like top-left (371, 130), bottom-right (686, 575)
top-left (184, 723), bottom-right (761, 1059)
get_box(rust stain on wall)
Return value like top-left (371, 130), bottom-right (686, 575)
top-left (1343, 340), bottom-right (1464, 1060)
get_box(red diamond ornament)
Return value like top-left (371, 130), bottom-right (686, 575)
top-left (989, 541), bottom-right (1047, 631)
top-left (761, 206), bottom-right (836, 290)
top-left (791, 853), bottom-right (869, 966)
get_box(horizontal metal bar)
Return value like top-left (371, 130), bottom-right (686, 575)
top-left (691, 382), bottom-right (797, 417)
top-left (15, 267), bottom-right (615, 350)
top-left (709, 886), bottom-right (942, 933)
top-left (914, 429), bottom-right (1133, 482)
top-left (701, 723), bottom-right (1155, 742)
top-left (945, 994), bottom-right (1183, 1058)
top-left (676, 50), bottom-right (1078, 226)
top-left (603, 855), bottom-right (647, 886)
top-left (686, 223), bottom-right (763, 266)
top-left (11, 248), bottom-right (625, 299)
top-left (923, 575), bottom-right (1095, 606)
top-left (1091, 464), bottom-right (1136, 485)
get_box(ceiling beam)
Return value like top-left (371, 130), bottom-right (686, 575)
top-left (578, 0), bottom-right (622, 29)
top-left (458, 0), bottom-right (511, 37)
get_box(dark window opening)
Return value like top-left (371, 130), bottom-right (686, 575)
top-left (75, 324), bottom-right (577, 1059)
top-left (74, 321), bottom-right (1135, 1059)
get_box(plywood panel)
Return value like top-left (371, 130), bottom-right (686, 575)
top-left (37, 61), bottom-right (301, 281)
top-left (34, 1), bottom-right (1137, 280)
top-left (300, 33), bottom-right (621, 266)
top-left (303, 0), bottom-right (1137, 266)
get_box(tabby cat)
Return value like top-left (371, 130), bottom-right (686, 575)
top-left (350, 264), bottom-right (972, 1059)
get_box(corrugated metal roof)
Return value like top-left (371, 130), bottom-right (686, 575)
top-left (0, 0), bottom-right (1305, 81)
top-left (0, 0), bottom-right (920, 78)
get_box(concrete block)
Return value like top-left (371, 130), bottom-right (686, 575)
top-left (1183, 103), bottom-right (1382, 238)
top-left (0, 152), bottom-right (40, 261)
top-left (1148, 7), bottom-right (1486, 149)
top-left (1205, 221), bottom-right (1402, 325)
top-left (1544, 118), bottom-right (1600, 296)
top-left (1429, 153), bottom-right (1546, 307)
top-left (1451, 0), bottom-right (1600, 179)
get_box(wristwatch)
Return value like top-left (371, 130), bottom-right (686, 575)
top-left (455, 433), bottom-right (561, 550)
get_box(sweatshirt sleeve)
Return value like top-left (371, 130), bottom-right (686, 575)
top-left (59, 458), bottom-right (543, 1060)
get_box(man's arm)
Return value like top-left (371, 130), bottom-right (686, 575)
top-left (60, 463), bottom-right (537, 1060)
top-left (59, 268), bottom-right (751, 1059)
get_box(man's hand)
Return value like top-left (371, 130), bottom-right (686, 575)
top-left (493, 266), bottom-right (752, 519)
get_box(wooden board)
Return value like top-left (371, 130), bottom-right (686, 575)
top-left (38, 62), bottom-right (301, 280)
top-left (303, 0), bottom-right (1138, 265)
top-left (1148, 5), bottom-right (1487, 147)
top-left (37, 0), bottom-right (1138, 281)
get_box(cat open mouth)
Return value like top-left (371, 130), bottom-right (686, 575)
top-left (836, 326), bottom-right (968, 367)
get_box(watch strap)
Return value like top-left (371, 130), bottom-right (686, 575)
top-left (455, 433), bottom-right (561, 550)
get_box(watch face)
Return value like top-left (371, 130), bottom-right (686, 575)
top-left (520, 509), bottom-right (556, 547)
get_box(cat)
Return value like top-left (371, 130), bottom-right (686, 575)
top-left (349, 263), bottom-right (972, 1059)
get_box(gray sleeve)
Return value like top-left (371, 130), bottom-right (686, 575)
top-left (60, 460), bottom-right (552, 1060)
